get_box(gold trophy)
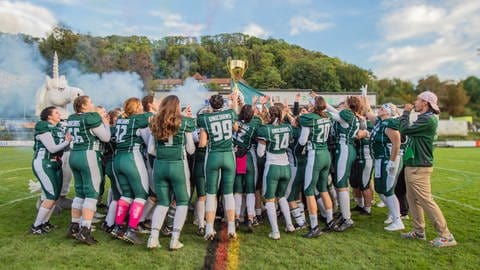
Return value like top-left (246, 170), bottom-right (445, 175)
top-left (227, 58), bottom-right (248, 93)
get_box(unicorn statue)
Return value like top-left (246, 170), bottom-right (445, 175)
top-left (35, 52), bottom-right (84, 119)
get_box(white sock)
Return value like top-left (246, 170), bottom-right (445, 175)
top-left (196, 200), bottom-right (205, 228)
top-left (81, 219), bottom-right (92, 229)
top-left (338, 190), bottom-right (351, 220)
top-left (316, 198), bottom-right (326, 218)
top-left (172, 205), bottom-right (188, 238)
top-left (240, 195), bottom-right (246, 220)
top-left (385, 195), bottom-right (401, 221)
top-left (234, 194), bottom-right (242, 217)
top-left (355, 196), bottom-right (364, 208)
top-left (325, 209), bottom-right (333, 223)
top-left (44, 207), bottom-right (55, 224)
top-left (34, 207), bottom-right (50, 227)
top-left (246, 193), bottom-right (255, 218)
top-left (255, 208), bottom-right (262, 216)
top-left (278, 197), bottom-right (293, 227)
top-left (228, 221), bottom-right (236, 234)
top-left (151, 205), bottom-right (169, 231)
top-left (205, 223), bottom-right (214, 235)
top-left (309, 214), bottom-right (318, 228)
top-left (364, 206), bottom-right (371, 214)
top-left (265, 202), bottom-right (279, 233)
top-left (106, 200), bottom-right (117, 226)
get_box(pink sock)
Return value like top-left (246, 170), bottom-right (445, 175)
top-left (115, 199), bottom-right (131, 225)
top-left (128, 200), bottom-right (146, 229)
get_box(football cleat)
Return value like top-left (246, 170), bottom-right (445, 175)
top-left (268, 231), bottom-right (280, 240)
top-left (110, 224), bottom-right (125, 239)
top-left (384, 219), bottom-right (405, 231)
top-left (384, 215), bottom-right (393, 224)
top-left (334, 218), bottom-right (354, 232)
top-left (147, 234), bottom-right (160, 249)
top-left (76, 226), bottom-right (97, 245)
top-left (100, 222), bottom-right (113, 233)
top-left (197, 227), bottom-right (205, 236)
top-left (204, 231), bottom-right (216, 241)
top-left (303, 226), bottom-right (323, 238)
top-left (246, 220), bottom-right (255, 233)
top-left (65, 222), bottom-right (80, 239)
top-left (169, 237), bottom-right (184, 250)
top-left (123, 227), bottom-right (144, 245)
top-left (322, 219), bottom-right (336, 232)
top-left (30, 224), bottom-right (46, 235)
top-left (285, 224), bottom-right (295, 233)
top-left (41, 222), bottom-right (57, 233)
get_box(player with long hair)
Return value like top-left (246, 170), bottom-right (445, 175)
top-left (110, 97), bottom-right (150, 244)
top-left (298, 96), bottom-right (333, 237)
top-left (147, 95), bottom-right (195, 250)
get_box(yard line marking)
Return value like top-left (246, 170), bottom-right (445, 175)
top-left (435, 167), bottom-right (480, 177)
top-left (433, 195), bottom-right (480, 212)
top-left (0, 167), bottom-right (30, 176)
top-left (0, 195), bottom-right (37, 208)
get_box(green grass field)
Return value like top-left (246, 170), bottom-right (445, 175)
top-left (0, 147), bottom-right (479, 270)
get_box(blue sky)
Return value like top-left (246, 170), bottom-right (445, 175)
top-left (1, 0), bottom-right (479, 81)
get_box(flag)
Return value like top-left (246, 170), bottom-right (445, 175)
top-left (231, 79), bottom-right (265, 105)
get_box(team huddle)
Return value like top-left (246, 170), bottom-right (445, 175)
top-left (29, 88), bottom-right (458, 250)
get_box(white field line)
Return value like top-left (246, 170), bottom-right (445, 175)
top-left (0, 167), bottom-right (30, 176)
top-left (435, 166), bottom-right (480, 177)
top-left (0, 194), bottom-right (37, 208)
top-left (431, 166), bottom-right (480, 211)
top-left (433, 195), bottom-right (480, 212)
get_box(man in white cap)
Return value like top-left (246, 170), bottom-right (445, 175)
top-left (398, 91), bottom-right (457, 247)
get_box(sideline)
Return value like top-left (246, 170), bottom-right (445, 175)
top-left (0, 195), bottom-right (37, 208)
top-left (0, 167), bottom-right (30, 176)
top-left (433, 195), bottom-right (480, 212)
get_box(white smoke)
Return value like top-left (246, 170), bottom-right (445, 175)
top-left (0, 34), bottom-right (46, 118)
top-left (170, 77), bottom-right (209, 114)
top-left (0, 34), bottom-right (145, 118)
top-left (61, 62), bottom-right (144, 110)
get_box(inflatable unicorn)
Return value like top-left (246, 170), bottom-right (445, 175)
top-left (35, 52), bottom-right (84, 119)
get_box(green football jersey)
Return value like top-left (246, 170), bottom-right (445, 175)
top-left (233, 116), bottom-right (262, 150)
top-left (155, 117), bottom-right (195, 160)
top-left (33, 121), bottom-right (65, 158)
top-left (197, 109), bottom-right (237, 152)
top-left (115, 113), bottom-right (150, 151)
top-left (370, 117), bottom-right (399, 159)
top-left (356, 120), bottom-right (374, 159)
top-left (257, 123), bottom-right (292, 154)
top-left (288, 125), bottom-right (307, 166)
top-left (333, 109), bottom-right (359, 144)
top-left (299, 112), bottom-right (332, 150)
top-left (67, 112), bottom-right (103, 151)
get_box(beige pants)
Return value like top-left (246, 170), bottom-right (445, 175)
top-left (405, 167), bottom-right (451, 238)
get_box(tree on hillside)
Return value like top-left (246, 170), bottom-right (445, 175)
top-left (462, 76), bottom-right (480, 116)
top-left (444, 82), bottom-right (469, 116)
